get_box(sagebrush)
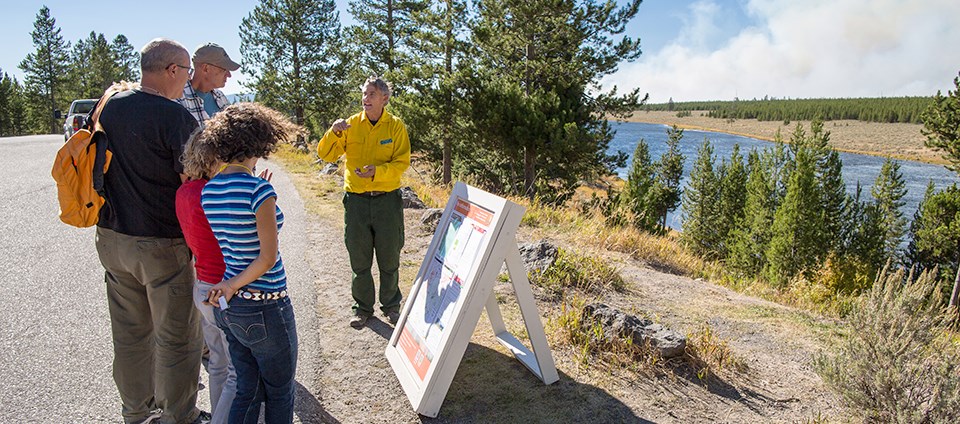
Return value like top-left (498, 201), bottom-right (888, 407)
top-left (813, 266), bottom-right (960, 423)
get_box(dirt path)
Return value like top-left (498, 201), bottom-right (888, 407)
top-left (283, 162), bottom-right (845, 423)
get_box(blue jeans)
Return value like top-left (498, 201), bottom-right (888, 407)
top-left (214, 296), bottom-right (298, 424)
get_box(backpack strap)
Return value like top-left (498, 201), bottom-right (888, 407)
top-left (90, 86), bottom-right (125, 196)
top-left (87, 86), bottom-right (124, 132)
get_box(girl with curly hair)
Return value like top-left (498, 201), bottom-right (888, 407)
top-left (181, 102), bottom-right (303, 423)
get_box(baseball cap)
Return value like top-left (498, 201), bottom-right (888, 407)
top-left (192, 43), bottom-right (240, 71)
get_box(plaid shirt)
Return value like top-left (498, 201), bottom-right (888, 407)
top-left (177, 80), bottom-right (231, 126)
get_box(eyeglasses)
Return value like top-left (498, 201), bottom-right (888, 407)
top-left (206, 63), bottom-right (227, 72)
top-left (168, 63), bottom-right (194, 78)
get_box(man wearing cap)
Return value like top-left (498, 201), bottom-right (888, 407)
top-left (177, 43), bottom-right (239, 125)
top-left (175, 42), bottom-right (239, 424)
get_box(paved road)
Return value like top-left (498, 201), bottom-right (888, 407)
top-left (0, 135), bottom-right (323, 423)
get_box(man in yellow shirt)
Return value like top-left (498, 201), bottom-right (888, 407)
top-left (317, 76), bottom-right (411, 328)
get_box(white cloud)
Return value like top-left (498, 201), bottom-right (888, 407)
top-left (604, 0), bottom-right (960, 103)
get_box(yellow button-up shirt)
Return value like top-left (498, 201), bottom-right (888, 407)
top-left (317, 109), bottom-right (411, 194)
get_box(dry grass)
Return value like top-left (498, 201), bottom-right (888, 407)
top-left (270, 145), bottom-right (343, 219)
top-left (685, 324), bottom-right (749, 381)
top-left (623, 110), bottom-right (947, 165)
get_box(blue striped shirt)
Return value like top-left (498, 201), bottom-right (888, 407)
top-left (201, 172), bottom-right (286, 292)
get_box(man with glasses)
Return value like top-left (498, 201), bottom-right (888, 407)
top-left (174, 42), bottom-right (239, 424)
top-left (177, 43), bottom-right (239, 125)
top-left (95, 38), bottom-right (208, 424)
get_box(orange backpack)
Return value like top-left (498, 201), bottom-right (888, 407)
top-left (51, 88), bottom-right (121, 227)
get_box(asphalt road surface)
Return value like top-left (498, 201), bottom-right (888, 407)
top-left (0, 135), bottom-right (322, 423)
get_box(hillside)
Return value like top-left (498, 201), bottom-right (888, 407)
top-left (622, 110), bottom-right (945, 166)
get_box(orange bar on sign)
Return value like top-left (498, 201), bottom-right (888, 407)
top-left (399, 326), bottom-right (431, 381)
top-left (454, 198), bottom-right (494, 227)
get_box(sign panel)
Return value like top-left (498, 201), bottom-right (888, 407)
top-left (386, 182), bottom-right (558, 418)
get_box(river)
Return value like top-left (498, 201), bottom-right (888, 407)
top-left (607, 121), bottom-right (960, 231)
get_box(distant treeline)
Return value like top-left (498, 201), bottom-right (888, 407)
top-left (644, 97), bottom-right (934, 124)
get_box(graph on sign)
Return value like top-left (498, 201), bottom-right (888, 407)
top-left (400, 198), bottom-right (493, 380)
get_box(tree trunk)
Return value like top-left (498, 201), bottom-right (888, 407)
top-left (950, 254), bottom-right (960, 308)
top-left (441, 0), bottom-right (453, 185)
top-left (524, 145), bottom-right (536, 200)
top-left (387, 0), bottom-right (395, 73)
top-left (49, 89), bottom-right (57, 134)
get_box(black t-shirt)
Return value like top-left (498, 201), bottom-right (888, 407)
top-left (97, 90), bottom-right (199, 238)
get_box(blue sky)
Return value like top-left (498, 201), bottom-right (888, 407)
top-left (2, 0), bottom-right (958, 103)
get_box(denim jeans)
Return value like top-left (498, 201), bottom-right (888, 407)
top-left (215, 296), bottom-right (298, 424)
top-left (193, 281), bottom-right (237, 424)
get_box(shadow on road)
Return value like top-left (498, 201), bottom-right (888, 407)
top-left (294, 380), bottom-right (340, 424)
top-left (365, 317), bottom-right (396, 340)
top-left (417, 342), bottom-right (654, 423)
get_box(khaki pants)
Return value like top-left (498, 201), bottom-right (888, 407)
top-left (96, 227), bottom-right (202, 424)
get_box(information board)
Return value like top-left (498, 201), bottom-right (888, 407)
top-left (386, 182), bottom-right (558, 418)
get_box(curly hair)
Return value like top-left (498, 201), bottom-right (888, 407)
top-left (182, 102), bottom-right (304, 179)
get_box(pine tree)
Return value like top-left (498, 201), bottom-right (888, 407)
top-left (400, 0), bottom-right (470, 184)
top-left (18, 6), bottom-right (70, 134)
top-left (681, 139), bottom-right (721, 258)
top-left (111, 35), bottom-right (140, 82)
top-left (651, 125), bottom-right (685, 232)
top-left (907, 181), bottom-right (936, 268)
top-left (621, 138), bottom-right (658, 232)
top-left (346, 0), bottom-right (426, 83)
top-left (765, 145), bottom-right (823, 285)
top-left (906, 183), bottom-right (960, 305)
top-left (0, 71), bottom-right (13, 136)
top-left (240, 0), bottom-right (349, 138)
top-left (871, 157), bottom-right (908, 265)
top-left (717, 144), bottom-right (747, 258)
top-left (729, 149), bottom-right (777, 275)
top-left (832, 183), bottom-right (885, 292)
top-left (920, 70), bottom-right (960, 175)
top-left (465, 0), bottom-right (644, 201)
top-left (68, 32), bottom-right (116, 99)
top-left (819, 149), bottom-right (847, 252)
top-left (7, 77), bottom-right (29, 136)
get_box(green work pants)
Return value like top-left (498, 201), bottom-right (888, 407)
top-left (96, 227), bottom-right (202, 424)
top-left (343, 190), bottom-right (405, 315)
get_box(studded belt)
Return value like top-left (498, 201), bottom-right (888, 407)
top-left (236, 289), bottom-right (288, 301)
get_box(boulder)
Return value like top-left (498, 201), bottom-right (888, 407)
top-left (319, 162), bottom-right (339, 175)
top-left (581, 303), bottom-right (686, 358)
top-left (420, 208), bottom-right (443, 232)
top-left (518, 240), bottom-right (559, 276)
top-left (400, 186), bottom-right (426, 209)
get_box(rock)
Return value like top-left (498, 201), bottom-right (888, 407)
top-left (400, 186), bottom-right (426, 209)
top-left (319, 162), bottom-right (339, 175)
top-left (581, 303), bottom-right (687, 358)
top-left (292, 135), bottom-right (309, 153)
top-left (420, 208), bottom-right (443, 232)
top-left (518, 240), bottom-right (559, 276)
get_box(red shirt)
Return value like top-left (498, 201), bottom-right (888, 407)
top-left (175, 179), bottom-right (225, 283)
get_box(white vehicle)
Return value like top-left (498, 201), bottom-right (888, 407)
top-left (62, 99), bottom-right (98, 141)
